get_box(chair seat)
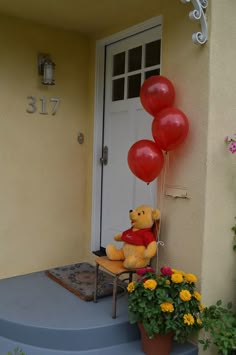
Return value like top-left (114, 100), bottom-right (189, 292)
top-left (94, 256), bottom-right (137, 318)
top-left (94, 221), bottom-right (159, 318)
top-left (95, 256), bottom-right (136, 275)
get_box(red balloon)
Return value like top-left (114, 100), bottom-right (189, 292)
top-left (152, 107), bottom-right (189, 151)
top-left (128, 140), bottom-right (164, 183)
top-left (140, 75), bottom-right (175, 116)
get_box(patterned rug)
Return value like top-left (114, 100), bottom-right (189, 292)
top-left (46, 262), bottom-right (125, 301)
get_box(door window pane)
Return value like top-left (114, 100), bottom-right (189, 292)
top-left (145, 69), bottom-right (160, 80)
top-left (112, 78), bottom-right (125, 101)
top-left (113, 52), bottom-right (125, 76)
top-left (128, 46), bottom-right (142, 72)
top-left (145, 40), bottom-right (161, 68)
top-left (127, 74), bottom-right (141, 98)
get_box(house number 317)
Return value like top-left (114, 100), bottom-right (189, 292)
top-left (26, 96), bottom-right (61, 115)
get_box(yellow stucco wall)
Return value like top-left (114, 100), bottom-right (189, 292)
top-left (201, 0), bottom-right (236, 327)
top-left (157, 2), bottom-right (209, 280)
top-left (0, 15), bottom-right (92, 278)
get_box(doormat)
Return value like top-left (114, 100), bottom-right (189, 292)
top-left (46, 262), bottom-right (126, 301)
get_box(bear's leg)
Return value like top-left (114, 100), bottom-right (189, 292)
top-left (123, 256), bottom-right (148, 269)
top-left (106, 244), bottom-right (125, 261)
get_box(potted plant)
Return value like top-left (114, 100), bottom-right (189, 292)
top-left (199, 300), bottom-right (236, 355)
top-left (127, 266), bottom-right (204, 354)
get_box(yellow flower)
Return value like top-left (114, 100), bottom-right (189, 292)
top-left (179, 290), bottom-right (192, 301)
top-left (193, 291), bottom-right (201, 301)
top-left (172, 268), bottom-right (185, 276)
top-left (165, 280), bottom-right (171, 285)
top-left (171, 273), bottom-right (184, 283)
top-left (160, 302), bottom-right (174, 313)
top-left (197, 318), bottom-right (202, 326)
top-left (185, 273), bottom-right (197, 283)
top-left (143, 279), bottom-right (157, 290)
top-left (199, 304), bottom-right (205, 312)
top-left (183, 313), bottom-right (195, 326)
top-left (127, 281), bottom-right (135, 293)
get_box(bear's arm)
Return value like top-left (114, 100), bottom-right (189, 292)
top-left (144, 241), bottom-right (157, 259)
top-left (114, 233), bottom-right (122, 241)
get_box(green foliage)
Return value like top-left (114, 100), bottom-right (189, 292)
top-left (231, 221), bottom-right (236, 251)
top-left (127, 267), bottom-right (203, 343)
top-left (5, 347), bottom-right (25, 355)
top-left (199, 300), bottom-right (236, 354)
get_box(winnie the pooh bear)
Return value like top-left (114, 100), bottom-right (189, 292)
top-left (106, 205), bottom-right (160, 269)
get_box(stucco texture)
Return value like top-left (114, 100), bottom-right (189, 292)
top-left (201, 0), bottom-right (236, 314)
top-left (0, 16), bottom-right (91, 278)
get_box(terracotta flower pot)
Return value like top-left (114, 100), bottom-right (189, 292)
top-left (138, 323), bottom-right (174, 355)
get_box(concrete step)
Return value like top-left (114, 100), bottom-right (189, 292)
top-left (0, 337), bottom-right (198, 355)
top-left (0, 336), bottom-right (198, 355)
top-left (0, 337), bottom-right (142, 355)
top-left (0, 318), bottom-right (139, 351)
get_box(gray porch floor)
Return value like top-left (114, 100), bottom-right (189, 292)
top-left (0, 271), bottom-right (129, 328)
top-left (0, 270), bottom-right (198, 354)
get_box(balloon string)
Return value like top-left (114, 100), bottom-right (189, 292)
top-left (159, 151), bottom-right (169, 234)
top-left (156, 152), bottom-right (169, 270)
top-left (147, 181), bottom-right (155, 208)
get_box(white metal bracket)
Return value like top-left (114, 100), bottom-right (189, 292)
top-left (180, 0), bottom-right (208, 45)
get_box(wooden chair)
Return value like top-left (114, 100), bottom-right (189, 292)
top-left (93, 221), bottom-right (159, 319)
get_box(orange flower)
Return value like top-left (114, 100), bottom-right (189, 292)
top-left (160, 302), bottom-right (174, 312)
top-left (127, 281), bottom-right (135, 293)
top-left (171, 273), bottom-right (183, 283)
top-left (199, 304), bottom-right (205, 312)
top-left (183, 313), bottom-right (195, 325)
top-left (193, 291), bottom-right (201, 301)
top-left (143, 279), bottom-right (157, 290)
top-left (197, 318), bottom-right (202, 325)
top-left (180, 290), bottom-right (192, 302)
top-left (185, 273), bottom-right (197, 283)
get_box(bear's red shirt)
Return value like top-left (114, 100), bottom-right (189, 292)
top-left (121, 228), bottom-right (155, 247)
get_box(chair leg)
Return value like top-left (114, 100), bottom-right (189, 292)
top-left (112, 275), bottom-right (118, 319)
top-left (129, 272), bottom-right (133, 283)
top-left (94, 262), bottom-right (99, 303)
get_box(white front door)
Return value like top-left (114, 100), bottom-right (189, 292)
top-left (93, 20), bottom-right (162, 252)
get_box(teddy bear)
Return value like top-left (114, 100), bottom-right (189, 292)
top-left (106, 205), bottom-right (160, 269)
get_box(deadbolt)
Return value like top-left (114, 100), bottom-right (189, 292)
top-left (100, 146), bottom-right (108, 165)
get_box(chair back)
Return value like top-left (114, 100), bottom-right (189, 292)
top-left (152, 219), bottom-right (160, 242)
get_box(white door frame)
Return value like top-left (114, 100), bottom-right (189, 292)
top-left (91, 16), bottom-right (162, 251)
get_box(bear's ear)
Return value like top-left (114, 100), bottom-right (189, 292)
top-left (152, 209), bottom-right (160, 221)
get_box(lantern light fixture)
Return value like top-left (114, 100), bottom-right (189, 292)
top-left (38, 53), bottom-right (55, 85)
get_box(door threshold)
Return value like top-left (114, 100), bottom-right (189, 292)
top-left (92, 248), bottom-right (107, 257)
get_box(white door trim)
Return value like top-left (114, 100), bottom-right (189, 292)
top-left (91, 16), bottom-right (163, 251)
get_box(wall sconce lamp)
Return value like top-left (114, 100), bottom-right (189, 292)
top-left (38, 54), bottom-right (55, 85)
